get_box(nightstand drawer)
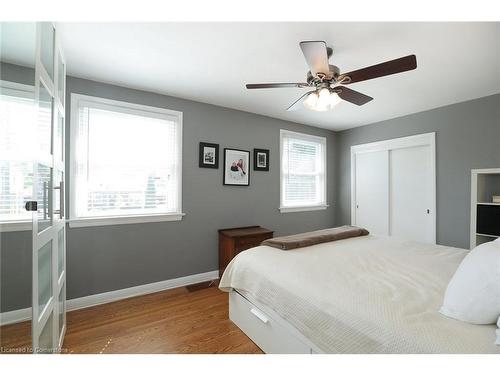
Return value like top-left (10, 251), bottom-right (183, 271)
top-left (235, 234), bottom-right (272, 250)
top-left (234, 243), bottom-right (258, 254)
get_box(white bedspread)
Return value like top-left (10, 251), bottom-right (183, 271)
top-left (219, 235), bottom-right (500, 353)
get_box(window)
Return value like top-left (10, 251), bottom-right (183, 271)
top-left (280, 130), bottom-right (327, 213)
top-left (0, 82), bottom-right (36, 229)
top-left (70, 94), bottom-right (183, 227)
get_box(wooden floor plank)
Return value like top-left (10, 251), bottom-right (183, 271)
top-left (0, 286), bottom-right (262, 354)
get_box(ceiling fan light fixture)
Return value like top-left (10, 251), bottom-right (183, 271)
top-left (328, 90), bottom-right (342, 107)
top-left (246, 41), bottom-right (414, 111)
top-left (303, 91), bottom-right (319, 110)
top-left (303, 88), bottom-right (342, 112)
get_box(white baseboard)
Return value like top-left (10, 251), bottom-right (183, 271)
top-left (0, 270), bottom-right (219, 326)
top-left (0, 307), bottom-right (32, 327)
top-left (67, 270), bottom-right (219, 311)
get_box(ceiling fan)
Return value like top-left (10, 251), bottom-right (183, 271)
top-left (246, 41), bottom-right (417, 112)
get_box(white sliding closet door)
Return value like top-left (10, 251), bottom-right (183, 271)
top-left (354, 151), bottom-right (389, 235)
top-left (390, 145), bottom-right (434, 243)
top-left (351, 133), bottom-right (436, 244)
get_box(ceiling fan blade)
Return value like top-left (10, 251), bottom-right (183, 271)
top-left (339, 55), bottom-right (417, 84)
top-left (287, 91), bottom-right (314, 111)
top-left (299, 41), bottom-right (330, 77)
top-left (336, 86), bottom-right (373, 106)
top-left (246, 83), bottom-right (309, 89)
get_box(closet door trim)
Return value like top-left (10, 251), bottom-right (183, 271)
top-left (350, 132), bottom-right (436, 242)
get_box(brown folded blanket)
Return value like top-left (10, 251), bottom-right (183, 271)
top-left (261, 225), bottom-right (369, 250)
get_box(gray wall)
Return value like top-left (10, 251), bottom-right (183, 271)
top-left (0, 231), bottom-right (32, 312)
top-left (0, 61), bottom-right (34, 85)
top-left (0, 75), bottom-right (337, 312)
top-left (335, 94), bottom-right (500, 249)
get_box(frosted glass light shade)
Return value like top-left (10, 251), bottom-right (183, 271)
top-left (303, 89), bottom-right (342, 111)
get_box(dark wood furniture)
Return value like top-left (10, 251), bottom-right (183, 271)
top-left (218, 226), bottom-right (274, 277)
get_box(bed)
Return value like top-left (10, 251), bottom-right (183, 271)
top-left (219, 234), bottom-right (500, 354)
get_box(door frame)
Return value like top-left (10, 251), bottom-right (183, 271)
top-left (350, 132), bottom-right (436, 243)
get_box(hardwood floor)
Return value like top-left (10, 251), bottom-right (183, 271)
top-left (0, 319), bottom-right (31, 354)
top-left (0, 285), bottom-right (263, 354)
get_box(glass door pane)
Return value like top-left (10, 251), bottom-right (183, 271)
top-left (54, 112), bottom-right (64, 163)
top-left (40, 23), bottom-right (55, 81)
top-left (37, 82), bottom-right (53, 156)
top-left (37, 240), bottom-right (53, 317)
top-left (57, 51), bottom-right (65, 107)
top-left (36, 163), bottom-right (52, 233)
top-left (38, 311), bottom-right (53, 354)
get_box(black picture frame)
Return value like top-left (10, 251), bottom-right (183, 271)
top-left (253, 148), bottom-right (270, 171)
top-left (223, 148), bottom-right (250, 186)
top-left (199, 142), bottom-right (219, 169)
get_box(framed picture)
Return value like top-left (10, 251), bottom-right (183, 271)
top-left (199, 142), bottom-right (219, 168)
top-left (223, 148), bottom-right (250, 186)
top-left (253, 148), bottom-right (270, 171)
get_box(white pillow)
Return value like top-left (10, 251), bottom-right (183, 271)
top-left (440, 240), bottom-right (500, 324)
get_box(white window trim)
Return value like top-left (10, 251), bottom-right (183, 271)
top-left (0, 80), bottom-right (35, 98)
top-left (69, 213), bottom-right (186, 228)
top-left (0, 221), bottom-right (33, 232)
top-left (279, 205), bottom-right (329, 213)
top-left (279, 129), bottom-right (328, 213)
top-left (69, 93), bottom-right (184, 228)
top-left (0, 81), bottom-right (36, 231)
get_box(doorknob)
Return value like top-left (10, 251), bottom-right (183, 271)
top-left (25, 201), bottom-right (38, 211)
top-left (426, 209), bottom-right (430, 214)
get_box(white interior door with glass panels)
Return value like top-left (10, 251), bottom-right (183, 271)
top-left (31, 22), bottom-right (66, 354)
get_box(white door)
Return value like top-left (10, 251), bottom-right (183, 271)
top-left (389, 145), bottom-right (434, 243)
top-left (31, 22), bottom-right (66, 354)
top-left (354, 150), bottom-right (389, 235)
top-left (351, 133), bottom-right (436, 244)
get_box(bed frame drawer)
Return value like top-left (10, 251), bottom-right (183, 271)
top-left (229, 291), bottom-right (312, 354)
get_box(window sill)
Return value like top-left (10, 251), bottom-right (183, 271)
top-left (279, 204), bottom-right (329, 213)
top-left (68, 213), bottom-right (185, 228)
top-left (0, 221), bottom-right (32, 232)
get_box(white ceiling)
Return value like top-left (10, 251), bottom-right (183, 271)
top-left (58, 22), bottom-right (500, 131)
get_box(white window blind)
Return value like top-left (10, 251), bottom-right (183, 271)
top-left (0, 86), bottom-right (36, 223)
top-left (71, 95), bottom-right (182, 224)
top-left (280, 130), bottom-right (327, 211)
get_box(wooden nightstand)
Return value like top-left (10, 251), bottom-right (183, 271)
top-left (218, 226), bottom-right (274, 277)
